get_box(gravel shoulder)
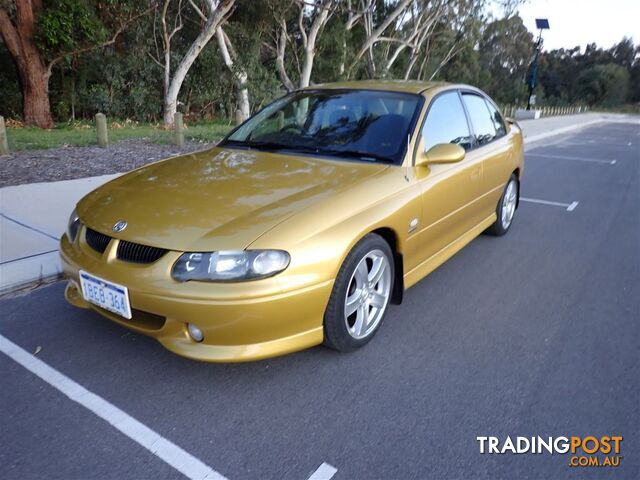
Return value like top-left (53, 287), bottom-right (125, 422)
top-left (0, 139), bottom-right (215, 188)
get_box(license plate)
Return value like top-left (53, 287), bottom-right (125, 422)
top-left (79, 270), bottom-right (132, 319)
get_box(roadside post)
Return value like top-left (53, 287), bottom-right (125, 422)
top-left (95, 113), bottom-right (109, 148)
top-left (174, 112), bottom-right (185, 147)
top-left (0, 116), bottom-right (8, 155)
top-left (526, 18), bottom-right (550, 110)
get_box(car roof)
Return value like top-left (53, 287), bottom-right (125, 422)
top-left (302, 80), bottom-right (450, 95)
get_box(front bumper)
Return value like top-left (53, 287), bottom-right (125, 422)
top-left (60, 233), bottom-right (332, 362)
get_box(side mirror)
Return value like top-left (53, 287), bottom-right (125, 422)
top-left (416, 142), bottom-right (466, 167)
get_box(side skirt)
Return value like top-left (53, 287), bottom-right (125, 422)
top-left (403, 213), bottom-right (497, 289)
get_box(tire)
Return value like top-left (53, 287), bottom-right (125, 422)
top-left (323, 233), bottom-right (394, 352)
top-left (486, 174), bottom-right (519, 236)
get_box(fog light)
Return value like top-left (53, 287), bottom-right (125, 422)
top-left (187, 323), bottom-right (204, 342)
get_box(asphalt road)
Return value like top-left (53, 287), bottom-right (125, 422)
top-left (1, 122), bottom-right (639, 480)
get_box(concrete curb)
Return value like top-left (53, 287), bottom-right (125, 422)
top-left (0, 251), bottom-right (62, 294)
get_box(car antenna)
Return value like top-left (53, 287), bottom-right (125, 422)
top-left (405, 134), bottom-right (411, 182)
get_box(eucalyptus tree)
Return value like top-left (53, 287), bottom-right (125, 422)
top-left (478, 13), bottom-right (534, 103)
top-left (343, 0), bottom-right (484, 81)
top-left (0, 0), bottom-right (145, 128)
top-left (270, 0), bottom-right (334, 91)
top-left (151, 0), bottom-right (235, 126)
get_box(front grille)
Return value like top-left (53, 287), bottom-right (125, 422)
top-left (85, 228), bottom-right (111, 253)
top-left (116, 240), bottom-right (167, 264)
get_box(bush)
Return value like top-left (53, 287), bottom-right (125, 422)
top-left (575, 64), bottom-right (630, 107)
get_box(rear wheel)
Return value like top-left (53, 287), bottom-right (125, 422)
top-left (486, 174), bottom-right (518, 236)
top-left (323, 234), bottom-right (394, 352)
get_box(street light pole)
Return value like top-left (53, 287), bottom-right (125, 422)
top-left (526, 18), bottom-right (549, 111)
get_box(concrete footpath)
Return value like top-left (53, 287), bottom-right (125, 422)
top-left (1, 174), bottom-right (118, 292)
top-left (0, 112), bottom-right (636, 293)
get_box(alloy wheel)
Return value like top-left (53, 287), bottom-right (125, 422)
top-left (343, 249), bottom-right (391, 339)
top-left (501, 179), bottom-right (518, 229)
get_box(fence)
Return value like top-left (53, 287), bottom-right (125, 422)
top-left (500, 105), bottom-right (590, 119)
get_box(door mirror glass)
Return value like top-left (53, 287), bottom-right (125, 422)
top-left (416, 143), bottom-right (466, 166)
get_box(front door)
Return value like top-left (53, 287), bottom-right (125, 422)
top-left (414, 90), bottom-right (484, 267)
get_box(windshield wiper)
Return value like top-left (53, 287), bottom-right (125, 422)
top-left (316, 149), bottom-right (395, 164)
top-left (222, 140), bottom-right (292, 151)
top-left (222, 141), bottom-right (394, 164)
top-left (224, 140), bottom-right (328, 156)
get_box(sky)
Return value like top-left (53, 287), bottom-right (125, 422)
top-left (513, 0), bottom-right (640, 51)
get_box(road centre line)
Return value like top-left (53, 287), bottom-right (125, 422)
top-left (520, 197), bottom-right (579, 211)
top-left (0, 334), bottom-right (228, 480)
top-left (527, 152), bottom-right (616, 165)
top-left (308, 463), bottom-right (338, 480)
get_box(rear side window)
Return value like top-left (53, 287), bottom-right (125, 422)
top-left (422, 92), bottom-right (473, 152)
top-left (485, 100), bottom-right (507, 138)
top-left (461, 93), bottom-right (498, 146)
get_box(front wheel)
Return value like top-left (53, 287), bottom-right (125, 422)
top-left (323, 234), bottom-right (394, 352)
top-left (486, 174), bottom-right (519, 236)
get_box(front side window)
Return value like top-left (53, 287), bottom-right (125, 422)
top-left (222, 89), bottom-right (423, 164)
top-left (421, 91), bottom-right (473, 152)
top-left (461, 93), bottom-right (499, 146)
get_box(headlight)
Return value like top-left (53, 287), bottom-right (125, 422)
top-left (172, 250), bottom-right (290, 282)
top-left (66, 208), bottom-right (81, 243)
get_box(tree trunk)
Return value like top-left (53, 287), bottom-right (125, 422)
top-left (162, 0), bottom-right (234, 126)
top-left (215, 27), bottom-right (250, 122)
top-left (162, 37), bottom-right (207, 126)
top-left (163, 84), bottom-right (181, 126)
top-left (21, 54), bottom-right (53, 127)
top-left (299, 45), bottom-right (316, 88)
top-left (0, 3), bottom-right (55, 128)
top-left (347, 0), bottom-right (412, 78)
top-left (273, 1), bottom-right (331, 91)
top-left (237, 86), bottom-right (250, 121)
top-left (298, 1), bottom-right (331, 88)
top-left (275, 20), bottom-right (295, 91)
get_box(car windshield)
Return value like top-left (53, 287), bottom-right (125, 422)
top-left (221, 89), bottom-right (423, 164)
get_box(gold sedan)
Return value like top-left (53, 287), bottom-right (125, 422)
top-left (60, 81), bottom-right (524, 362)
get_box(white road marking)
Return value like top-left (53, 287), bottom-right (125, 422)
top-left (560, 141), bottom-right (628, 149)
top-left (527, 152), bottom-right (616, 165)
top-left (567, 201), bottom-right (580, 212)
top-left (520, 197), bottom-right (579, 212)
top-left (0, 334), bottom-right (227, 480)
top-left (308, 463), bottom-right (338, 480)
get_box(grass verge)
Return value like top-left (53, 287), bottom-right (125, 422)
top-left (6, 120), bottom-right (234, 151)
